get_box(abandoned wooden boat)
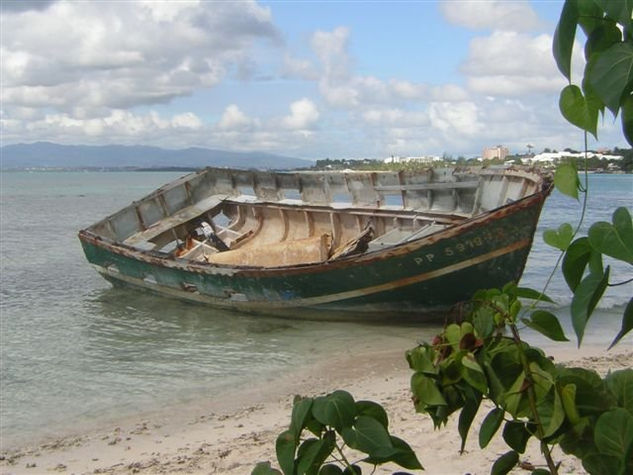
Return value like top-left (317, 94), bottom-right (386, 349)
top-left (78, 166), bottom-right (552, 320)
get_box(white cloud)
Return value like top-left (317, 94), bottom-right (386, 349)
top-left (282, 54), bottom-right (319, 80)
top-left (311, 27), bottom-right (352, 80)
top-left (461, 31), bottom-right (575, 96)
top-left (282, 98), bottom-right (320, 130)
top-left (1, 109), bottom-right (207, 144)
top-left (362, 108), bottom-right (429, 127)
top-left (389, 80), bottom-right (428, 100)
top-left (439, 0), bottom-right (542, 32)
top-left (218, 105), bottom-right (258, 131)
top-left (171, 112), bottom-right (202, 130)
top-left (0, 0), bottom-right (279, 115)
top-left (429, 102), bottom-right (481, 135)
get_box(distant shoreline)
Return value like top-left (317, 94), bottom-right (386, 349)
top-left (1, 166), bottom-right (630, 174)
top-left (1, 166), bottom-right (201, 172)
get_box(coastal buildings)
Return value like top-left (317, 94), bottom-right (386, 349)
top-left (522, 151), bottom-right (623, 164)
top-left (482, 145), bottom-right (509, 160)
top-left (383, 155), bottom-right (443, 164)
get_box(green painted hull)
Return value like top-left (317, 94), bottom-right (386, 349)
top-left (79, 191), bottom-right (545, 320)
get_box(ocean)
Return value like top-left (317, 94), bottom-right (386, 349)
top-left (1, 170), bottom-right (631, 448)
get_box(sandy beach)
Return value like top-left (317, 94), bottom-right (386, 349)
top-left (1, 344), bottom-right (631, 475)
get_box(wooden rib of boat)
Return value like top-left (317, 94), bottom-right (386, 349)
top-left (78, 166), bottom-right (552, 320)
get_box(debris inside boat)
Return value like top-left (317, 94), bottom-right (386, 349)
top-left (79, 166), bottom-right (551, 319)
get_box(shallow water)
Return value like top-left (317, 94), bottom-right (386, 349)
top-left (1, 171), bottom-right (631, 447)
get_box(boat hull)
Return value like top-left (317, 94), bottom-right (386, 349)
top-left (79, 189), bottom-right (545, 320)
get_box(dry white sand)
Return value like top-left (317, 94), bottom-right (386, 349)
top-left (1, 345), bottom-right (631, 475)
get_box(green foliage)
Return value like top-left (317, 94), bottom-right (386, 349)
top-left (543, 223), bottom-right (574, 250)
top-left (408, 283), bottom-right (633, 475)
top-left (255, 391), bottom-right (422, 474)
top-left (553, 0), bottom-right (633, 144)
top-left (522, 310), bottom-right (569, 342)
top-left (490, 450), bottom-right (519, 475)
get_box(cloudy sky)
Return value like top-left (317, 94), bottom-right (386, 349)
top-left (0, 0), bottom-right (627, 159)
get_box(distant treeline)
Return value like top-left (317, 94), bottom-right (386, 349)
top-left (311, 148), bottom-right (633, 173)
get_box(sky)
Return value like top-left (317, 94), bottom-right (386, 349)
top-left (0, 0), bottom-right (628, 160)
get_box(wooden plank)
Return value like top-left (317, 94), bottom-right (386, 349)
top-left (124, 195), bottom-right (226, 246)
top-left (374, 181), bottom-right (479, 192)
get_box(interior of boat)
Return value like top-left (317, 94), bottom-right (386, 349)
top-left (122, 199), bottom-right (457, 266)
top-left (87, 167), bottom-right (544, 268)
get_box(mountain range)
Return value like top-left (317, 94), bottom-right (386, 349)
top-left (0, 142), bottom-right (311, 170)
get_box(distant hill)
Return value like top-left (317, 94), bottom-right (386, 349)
top-left (0, 142), bottom-right (312, 170)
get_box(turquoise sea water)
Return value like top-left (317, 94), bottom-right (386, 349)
top-left (1, 171), bottom-right (631, 447)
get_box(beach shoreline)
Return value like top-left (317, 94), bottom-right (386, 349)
top-left (1, 345), bottom-right (631, 475)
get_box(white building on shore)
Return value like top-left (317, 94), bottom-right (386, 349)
top-left (523, 151), bottom-right (623, 165)
top-left (384, 155), bottom-right (443, 164)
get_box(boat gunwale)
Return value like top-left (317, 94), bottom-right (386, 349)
top-left (78, 178), bottom-right (552, 278)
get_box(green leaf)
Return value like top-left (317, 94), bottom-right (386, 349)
top-left (563, 237), bottom-right (592, 291)
top-left (530, 362), bottom-right (555, 401)
top-left (571, 266), bottom-right (610, 345)
top-left (582, 453), bottom-right (622, 475)
top-left (405, 345), bottom-right (438, 375)
top-left (560, 383), bottom-right (581, 425)
top-left (388, 436), bottom-right (423, 470)
top-left (585, 22), bottom-right (622, 60)
top-left (491, 450), bottom-right (519, 475)
top-left (556, 366), bottom-right (615, 415)
top-left (296, 433), bottom-right (336, 475)
top-left (539, 389), bottom-right (566, 437)
top-left (588, 207), bottom-right (633, 263)
top-left (252, 461), bottom-right (283, 475)
top-left (523, 310), bottom-right (569, 342)
top-left (621, 93), bottom-right (633, 146)
top-left (543, 222), bottom-right (575, 250)
top-left (276, 430), bottom-right (296, 475)
top-left (502, 371), bottom-right (526, 417)
top-left (473, 305), bottom-right (495, 339)
top-left (594, 408), bottom-right (633, 457)
top-left (596, 0), bottom-right (633, 29)
top-left (458, 393), bottom-right (481, 453)
top-left (515, 286), bottom-right (555, 303)
top-left (444, 323), bottom-right (461, 351)
top-left (291, 397), bottom-right (314, 442)
top-left (553, 0), bottom-right (579, 80)
top-left (318, 465), bottom-right (343, 475)
top-left (350, 415), bottom-right (393, 455)
top-left (554, 162), bottom-right (580, 200)
top-left (531, 470), bottom-right (551, 475)
top-left (411, 372), bottom-right (447, 408)
top-left (365, 435), bottom-right (423, 470)
top-left (312, 391), bottom-right (356, 432)
top-left (559, 84), bottom-right (599, 137)
top-left (502, 421), bottom-right (532, 453)
top-left (461, 353), bottom-right (488, 394)
top-left (605, 369), bottom-right (633, 414)
top-left (479, 407), bottom-right (505, 449)
top-left (610, 298), bottom-right (633, 349)
top-left (577, 0), bottom-right (606, 35)
top-left (588, 248), bottom-right (604, 275)
top-left (355, 400), bottom-right (389, 430)
top-left (588, 42), bottom-right (633, 115)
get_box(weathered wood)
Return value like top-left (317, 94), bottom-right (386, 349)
top-left (124, 195), bottom-right (225, 245)
top-left (374, 181), bottom-right (479, 192)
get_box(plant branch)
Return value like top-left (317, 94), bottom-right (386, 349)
top-left (333, 442), bottom-right (354, 470)
top-left (509, 323), bottom-right (559, 475)
top-left (608, 277), bottom-right (633, 287)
